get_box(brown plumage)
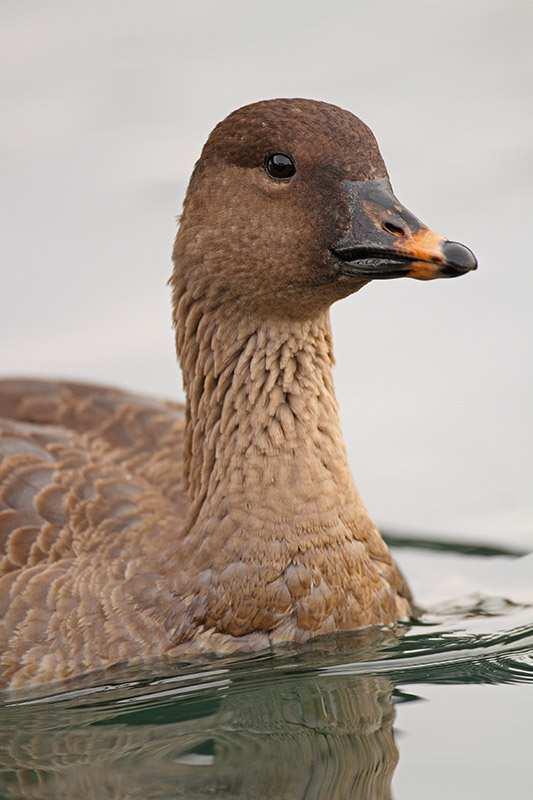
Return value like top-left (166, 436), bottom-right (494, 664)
top-left (0, 98), bottom-right (476, 689)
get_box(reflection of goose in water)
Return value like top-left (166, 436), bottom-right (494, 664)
top-left (0, 670), bottom-right (397, 799)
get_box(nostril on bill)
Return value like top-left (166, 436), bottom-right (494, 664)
top-left (382, 220), bottom-right (406, 237)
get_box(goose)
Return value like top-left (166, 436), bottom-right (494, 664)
top-left (0, 98), bottom-right (477, 689)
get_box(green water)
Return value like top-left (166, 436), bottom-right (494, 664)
top-left (1, 538), bottom-right (532, 799)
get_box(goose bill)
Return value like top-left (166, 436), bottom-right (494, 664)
top-left (332, 177), bottom-right (477, 280)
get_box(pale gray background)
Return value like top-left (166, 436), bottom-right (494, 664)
top-left (2, 0), bottom-right (532, 546)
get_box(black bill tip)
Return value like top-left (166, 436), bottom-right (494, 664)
top-left (441, 240), bottom-right (478, 276)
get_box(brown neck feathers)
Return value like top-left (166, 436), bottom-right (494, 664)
top-left (171, 269), bottom-right (357, 537)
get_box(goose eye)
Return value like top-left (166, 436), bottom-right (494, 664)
top-left (265, 153), bottom-right (296, 180)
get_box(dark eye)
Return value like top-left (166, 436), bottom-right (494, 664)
top-left (265, 153), bottom-right (296, 180)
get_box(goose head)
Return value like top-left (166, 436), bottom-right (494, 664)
top-left (174, 98), bottom-right (477, 319)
